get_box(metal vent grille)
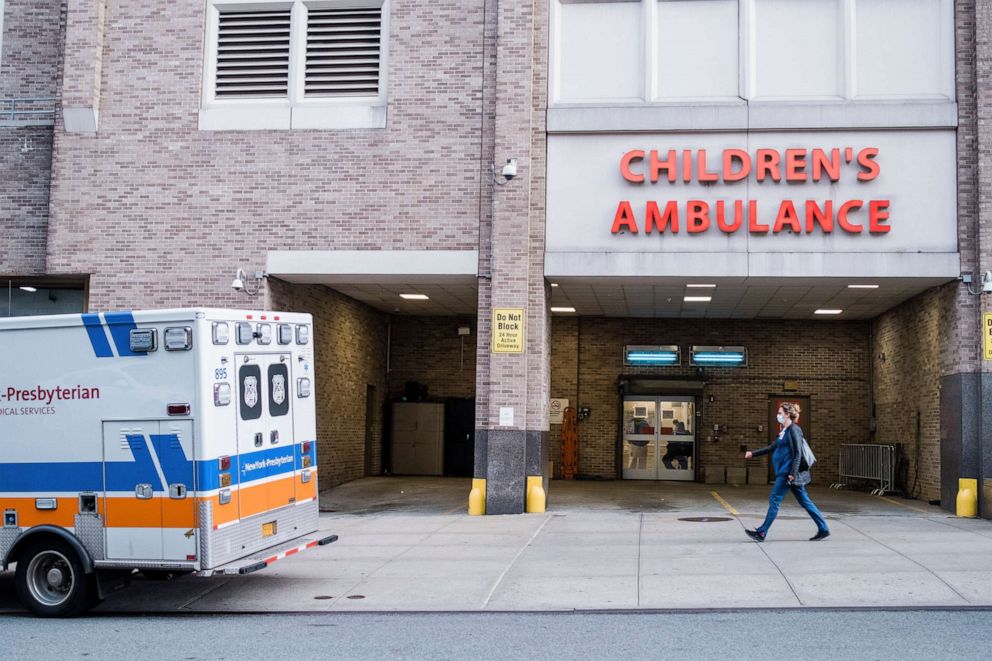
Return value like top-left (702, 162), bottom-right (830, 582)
top-left (305, 7), bottom-right (382, 97)
top-left (215, 9), bottom-right (292, 98)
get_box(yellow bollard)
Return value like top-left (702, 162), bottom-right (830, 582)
top-left (468, 478), bottom-right (486, 516)
top-left (956, 478), bottom-right (978, 518)
top-left (526, 475), bottom-right (546, 513)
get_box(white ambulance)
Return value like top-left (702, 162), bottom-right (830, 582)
top-left (0, 309), bottom-right (335, 616)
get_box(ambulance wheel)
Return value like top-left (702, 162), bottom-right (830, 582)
top-left (14, 538), bottom-right (94, 617)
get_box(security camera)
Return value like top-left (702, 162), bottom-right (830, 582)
top-left (983, 271), bottom-right (992, 293)
top-left (501, 159), bottom-right (518, 181)
top-left (231, 268), bottom-right (246, 292)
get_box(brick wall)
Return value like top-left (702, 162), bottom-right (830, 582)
top-left (386, 315), bottom-right (477, 401)
top-left (872, 285), bottom-right (954, 503)
top-left (267, 278), bottom-right (388, 488)
top-left (0, 126), bottom-right (52, 274)
top-left (550, 317), bottom-right (871, 487)
top-left (0, 0), bottom-right (62, 99)
top-left (47, 0), bottom-right (488, 310)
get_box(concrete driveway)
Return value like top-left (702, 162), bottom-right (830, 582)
top-left (2, 478), bottom-right (990, 613)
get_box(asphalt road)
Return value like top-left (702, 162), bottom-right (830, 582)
top-left (3, 609), bottom-right (991, 660)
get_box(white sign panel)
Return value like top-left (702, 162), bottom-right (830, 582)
top-left (499, 407), bottom-right (514, 427)
top-left (549, 398), bottom-right (569, 424)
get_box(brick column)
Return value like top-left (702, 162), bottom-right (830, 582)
top-left (940, 0), bottom-right (992, 517)
top-left (61, 0), bottom-right (106, 133)
top-left (472, 0), bottom-right (550, 515)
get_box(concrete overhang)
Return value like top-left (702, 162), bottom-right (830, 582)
top-left (545, 251), bottom-right (961, 320)
top-left (267, 250), bottom-right (479, 315)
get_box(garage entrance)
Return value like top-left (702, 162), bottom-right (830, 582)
top-left (621, 395), bottom-right (696, 481)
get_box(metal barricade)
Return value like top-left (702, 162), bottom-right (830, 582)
top-left (831, 444), bottom-right (896, 496)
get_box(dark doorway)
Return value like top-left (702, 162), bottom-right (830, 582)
top-left (364, 385), bottom-right (377, 476)
top-left (767, 395), bottom-right (811, 482)
top-left (444, 397), bottom-right (475, 477)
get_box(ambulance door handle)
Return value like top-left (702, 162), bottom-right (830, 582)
top-left (254, 432), bottom-right (263, 448)
top-left (270, 430), bottom-right (279, 445)
top-left (169, 484), bottom-right (188, 500)
top-left (135, 484), bottom-right (153, 500)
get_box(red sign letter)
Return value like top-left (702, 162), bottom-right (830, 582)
top-left (612, 201), bottom-right (639, 234)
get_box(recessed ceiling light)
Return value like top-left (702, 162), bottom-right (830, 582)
top-left (550, 283), bottom-right (559, 287)
top-left (847, 284), bottom-right (879, 289)
top-left (399, 294), bottom-right (429, 300)
top-left (815, 309), bottom-right (843, 315)
top-left (18, 286), bottom-right (38, 293)
top-left (686, 284), bottom-right (716, 288)
top-left (551, 306), bottom-right (576, 313)
top-left (684, 296), bottom-right (712, 302)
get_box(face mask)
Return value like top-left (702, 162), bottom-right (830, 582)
top-left (776, 413), bottom-right (786, 424)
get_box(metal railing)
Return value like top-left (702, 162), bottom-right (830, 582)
top-left (1, 98), bottom-right (56, 122)
top-left (831, 444), bottom-right (896, 496)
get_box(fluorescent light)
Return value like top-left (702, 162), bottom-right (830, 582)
top-left (399, 294), bottom-right (429, 300)
top-left (551, 306), bottom-right (576, 313)
top-left (690, 345), bottom-right (747, 367)
top-left (683, 296), bottom-right (712, 302)
top-left (686, 284), bottom-right (716, 288)
top-left (550, 283), bottom-right (559, 287)
top-left (815, 309), bottom-right (843, 315)
top-left (18, 286), bottom-right (38, 293)
top-left (847, 284), bottom-right (879, 289)
top-left (625, 345), bottom-right (680, 366)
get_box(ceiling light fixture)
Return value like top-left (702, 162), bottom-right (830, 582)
top-left (685, 284), bottom-right (716, 288)
top-left (18, 286), bottom-right (38, 293)
top-left (684, 296), bottom-right (712, 302)
top-left (847, 284), bottom-right (879, 289)
top-left (551, 306), bottom-right (576, 313)
top-left (400, 294), bottom-right (430, 300)
top-left (815, 309), bottom-right (843, 315)
top-left (550, 283), bottom-right (559, 287)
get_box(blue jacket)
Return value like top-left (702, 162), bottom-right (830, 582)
top-left (752, 424), bottom-right (810, 485)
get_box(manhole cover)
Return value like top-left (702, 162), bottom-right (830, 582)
top-left (678, 517), bottom-right (733, 522)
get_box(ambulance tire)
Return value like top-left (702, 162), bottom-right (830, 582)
top-left (14, 537), bottom-right (95, 618)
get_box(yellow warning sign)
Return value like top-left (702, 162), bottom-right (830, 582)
top-left (492, 308), bottom-right (525, 353)
top-left (984, 313), bottom-right (992, 361)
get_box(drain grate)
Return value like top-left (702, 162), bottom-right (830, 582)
top-left (678, 516), bottom-right (733, 522)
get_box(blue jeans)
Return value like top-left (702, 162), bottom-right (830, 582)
top-left (757, 476), bottom-right (829, 536)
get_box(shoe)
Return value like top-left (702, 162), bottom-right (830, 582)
top-left (809, 530), bottom-right (830, 541)
top-left (745, 529), bottom-right (766, 542)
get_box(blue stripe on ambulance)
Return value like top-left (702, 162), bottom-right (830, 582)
top-left (0, 440), bottom-right (315, 493)
top-left (81, 313), bottom-right (114, 358)
top-left (103, 311), bottom-right (145, 357)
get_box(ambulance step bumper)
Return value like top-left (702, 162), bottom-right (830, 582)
top-left (199, 534), bottom-right (338, 576)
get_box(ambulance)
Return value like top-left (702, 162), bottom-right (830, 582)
top-left (0, 309), bottom-right (336, 616)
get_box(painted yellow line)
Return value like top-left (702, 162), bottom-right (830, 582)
top-left (711, 490), bottom-right (739, 516)
top-left (878, 495), bottom-right (934, 515)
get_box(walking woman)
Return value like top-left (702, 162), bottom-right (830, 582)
top-left (743, 403), bottom-right (829, 542)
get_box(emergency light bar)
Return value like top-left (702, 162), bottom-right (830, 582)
top-left (690, 345), bottom-right (747, 367)
top-left (624, 345), bottom-right (680, 366)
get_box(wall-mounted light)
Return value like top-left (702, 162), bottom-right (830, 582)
top-left (625, 345), bottom-right (680, 366)
top-left (18, 286), bottom-right (38, 293)
top-left (691, 345), bottom-right (746, 367)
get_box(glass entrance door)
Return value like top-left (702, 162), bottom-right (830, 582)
top-left (622, 396), bottom-right (695, 481)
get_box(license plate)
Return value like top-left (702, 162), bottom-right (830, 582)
top-left (262, 521), bottom-right (277, 537)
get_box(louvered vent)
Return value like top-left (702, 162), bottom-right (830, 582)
top-left (305, 7), bottom-right (383, 97)
top-left (215, 9), bottom-right (292, 98)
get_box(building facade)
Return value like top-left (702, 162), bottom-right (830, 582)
top-left (3, 0), bottom-right (992, 516)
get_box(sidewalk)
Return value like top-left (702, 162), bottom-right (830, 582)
top-left (2, 482), bottom-right (991, 613)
